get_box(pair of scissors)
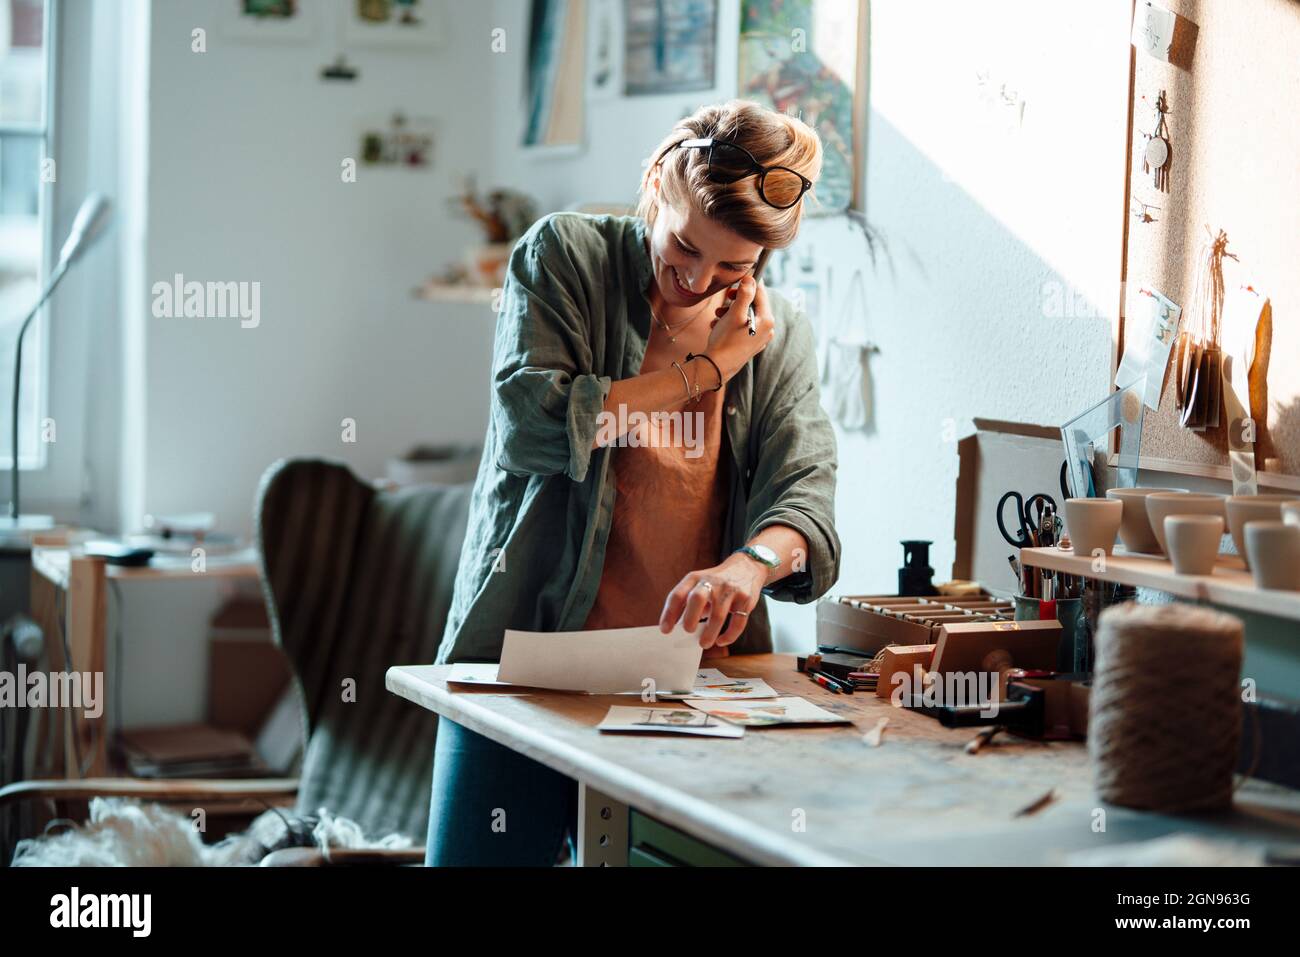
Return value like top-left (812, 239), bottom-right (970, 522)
top-left (996, 490), bottom-right (1058, 549)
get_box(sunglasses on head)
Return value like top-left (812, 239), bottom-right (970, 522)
top-left (658, 136), bottom-right (813, 210)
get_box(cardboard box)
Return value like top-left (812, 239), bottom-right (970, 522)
top-left (208, 599), bottom-right (292, 737)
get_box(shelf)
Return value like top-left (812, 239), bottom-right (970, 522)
top-left (1020, 546), bottom-right (1300, 623)
top-left (32, 546), bottom-right (260, 589)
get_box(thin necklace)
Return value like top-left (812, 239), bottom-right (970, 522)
top-left (651, 299), bottom-right (712, 343)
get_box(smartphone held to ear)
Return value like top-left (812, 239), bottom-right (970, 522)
top-left (747, 249), bottom-right (771, 336)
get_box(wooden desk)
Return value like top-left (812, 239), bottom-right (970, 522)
top-left (387, 653), bottom-right (1300, 866)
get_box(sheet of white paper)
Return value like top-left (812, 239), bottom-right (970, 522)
top-left (1116, 286), bottom-right (1181, 411)
top-left (1131, 0), bottom-right (1175, 61)
top-left (596, 705), bottom-right (744, 738)
top-left (445, 664), bottom-right (510, 686)
top-left (683, 696), bottom-right (853, 727)
top-left (656, 671), bottom-right (779, 701)
top-left (497, 621), bottom-right (704, 694)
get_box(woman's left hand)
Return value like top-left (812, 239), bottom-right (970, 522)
top-left (659, 553), bottom-right (766, 650)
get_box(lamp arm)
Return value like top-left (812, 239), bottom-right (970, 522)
top-left (9, 257), bottom-right (71, 521)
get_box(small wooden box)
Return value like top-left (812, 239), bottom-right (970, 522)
top-left (875, 644), bottom-right (937, 699)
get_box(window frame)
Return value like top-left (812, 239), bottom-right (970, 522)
top-left (0, 0), bottom-right (58, 474)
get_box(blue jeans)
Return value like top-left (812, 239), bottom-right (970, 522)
top-left (424, 718), bottom-right (578, 866)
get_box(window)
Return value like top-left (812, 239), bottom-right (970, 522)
top-left (0, 0), bottom-right (50, 472)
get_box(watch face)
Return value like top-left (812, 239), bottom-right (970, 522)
top-left (750, 544), bottom-right (780, 567)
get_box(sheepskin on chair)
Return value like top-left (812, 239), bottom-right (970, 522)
top-left (11, 798), bottom-right (412, 867)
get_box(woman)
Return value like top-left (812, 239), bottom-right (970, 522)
top-left (426, 101), bottom-right (840, 865)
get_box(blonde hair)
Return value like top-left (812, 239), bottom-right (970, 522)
top-left (636, 100), bottom-right (822, 250)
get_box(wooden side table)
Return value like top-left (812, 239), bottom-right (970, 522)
top-left (27, 540), bottom-right (260, 778)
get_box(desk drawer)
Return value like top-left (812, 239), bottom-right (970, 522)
top-left (629, 810), bottom-right (747, 867)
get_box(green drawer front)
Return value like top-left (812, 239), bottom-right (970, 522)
top-left (630, 810), bottom-right (747, 867)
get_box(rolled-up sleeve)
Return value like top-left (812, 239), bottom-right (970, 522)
top-left (491, 219), bottom-right (611, 483)
top-left (746, 311), bottom-right (841, 603)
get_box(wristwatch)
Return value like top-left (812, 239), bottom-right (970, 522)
top-left (735, 544), bottom-right (781, 570)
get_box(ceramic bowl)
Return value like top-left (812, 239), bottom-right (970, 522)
top-left (1064, 498), bottom-right (1123, 558)
top-left (1105, 487), bottom-right (1185, 554)
top-left (1164, 515), bottom-right (1224, 576)
top-left (1243, 520), bottom-right (1300, 591)
top-left (1144, 492), bottom-right (1227, 557)
top-left (1225, 494), bottom-right (1296, 569)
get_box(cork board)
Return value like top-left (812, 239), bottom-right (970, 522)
top-left (1121, 0), bottom-right (1300, 488)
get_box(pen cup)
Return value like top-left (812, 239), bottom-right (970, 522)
top-left (1014, 595), bottom-right (1084, 673)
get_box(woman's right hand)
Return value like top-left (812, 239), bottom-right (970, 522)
top-left (707, 275), bottom-right (775, 382)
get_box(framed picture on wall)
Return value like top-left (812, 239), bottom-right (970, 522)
top-left (219, 0), bottom-right (320, 42)
top-left (738, 0), bottom-right (867, 215)
top-left (524, 0), bottom-right (588, 155)
top-left (343, 0), bottom-right (444, 49)
top-left (623, 0), bottom-right (717, 95)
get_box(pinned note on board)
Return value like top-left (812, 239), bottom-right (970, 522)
top-left (1131, 1), bottom-right (1177, 61)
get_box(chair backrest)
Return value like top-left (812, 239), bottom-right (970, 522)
top-left (254, 458), bottom-right (471, 841)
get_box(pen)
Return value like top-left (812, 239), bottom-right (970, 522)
top-left (816, 669), bottom-right (855, 694)
top-left (807, 670), bottom-right (842, 694)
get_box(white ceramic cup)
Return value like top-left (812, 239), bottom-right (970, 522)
top-left (1105, 487), bottom-right (1184, 554)
top-left (1145, 492), bottom-right (1227, 557)
top-left (1164, 514), bottom-right (1224, 576)
top-left (1064, 498), bottom-right (1123, 558)
top-left (1225, 494), bottom-right (1295, 570)
top-left (1243, 520), bottom-right (1300, 591)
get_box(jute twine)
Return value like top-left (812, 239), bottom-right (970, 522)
top-left (1088, 602), bottom-right (1243, 812)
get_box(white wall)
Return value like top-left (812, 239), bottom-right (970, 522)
top-left (106, 0), bottom-right (503, 725)
top-left (138, 0), bottom-right (499, 538)
top-left (824, 0), bottom-right (1132, 599)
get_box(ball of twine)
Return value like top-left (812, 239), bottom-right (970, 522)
top-left (1088, 602), bottom-right (1243, 812)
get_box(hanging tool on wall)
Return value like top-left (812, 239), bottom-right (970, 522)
top-left (1141, 90), bottom-right (1172, 192)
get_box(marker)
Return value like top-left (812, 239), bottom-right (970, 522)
top-left (807, 670), bottom-right (841, 694)
top-left (816, 670), bottom-right (855, 694)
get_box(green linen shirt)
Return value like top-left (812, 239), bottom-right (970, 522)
top-left (435, 212), bottom-right (840, 664)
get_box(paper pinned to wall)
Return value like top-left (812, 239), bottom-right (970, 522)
top-left (1131, 1), bottom-right (1176, 61)
top-left (498, 622), bottom-right (704, 694)
top-left (1115, 285), bottom-right (1181, 411)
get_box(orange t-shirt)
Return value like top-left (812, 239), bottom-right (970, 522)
top-left (583, 360), bottom-right (729, 631)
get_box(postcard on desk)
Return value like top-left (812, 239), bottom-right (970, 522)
top-left (596, 705), bottom-right (744, 738)
top-left (683, 696), bottom-right (852, 728)
top-left (497, 621), bottom-right (703, 694)
top-left (655, 668), bottom-right (779, 701)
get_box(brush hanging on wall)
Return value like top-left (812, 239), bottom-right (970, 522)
top-left (1175, 227), bottom-right (1236, 432)
top-left (1141, 90), bottom-right (1172, 192)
